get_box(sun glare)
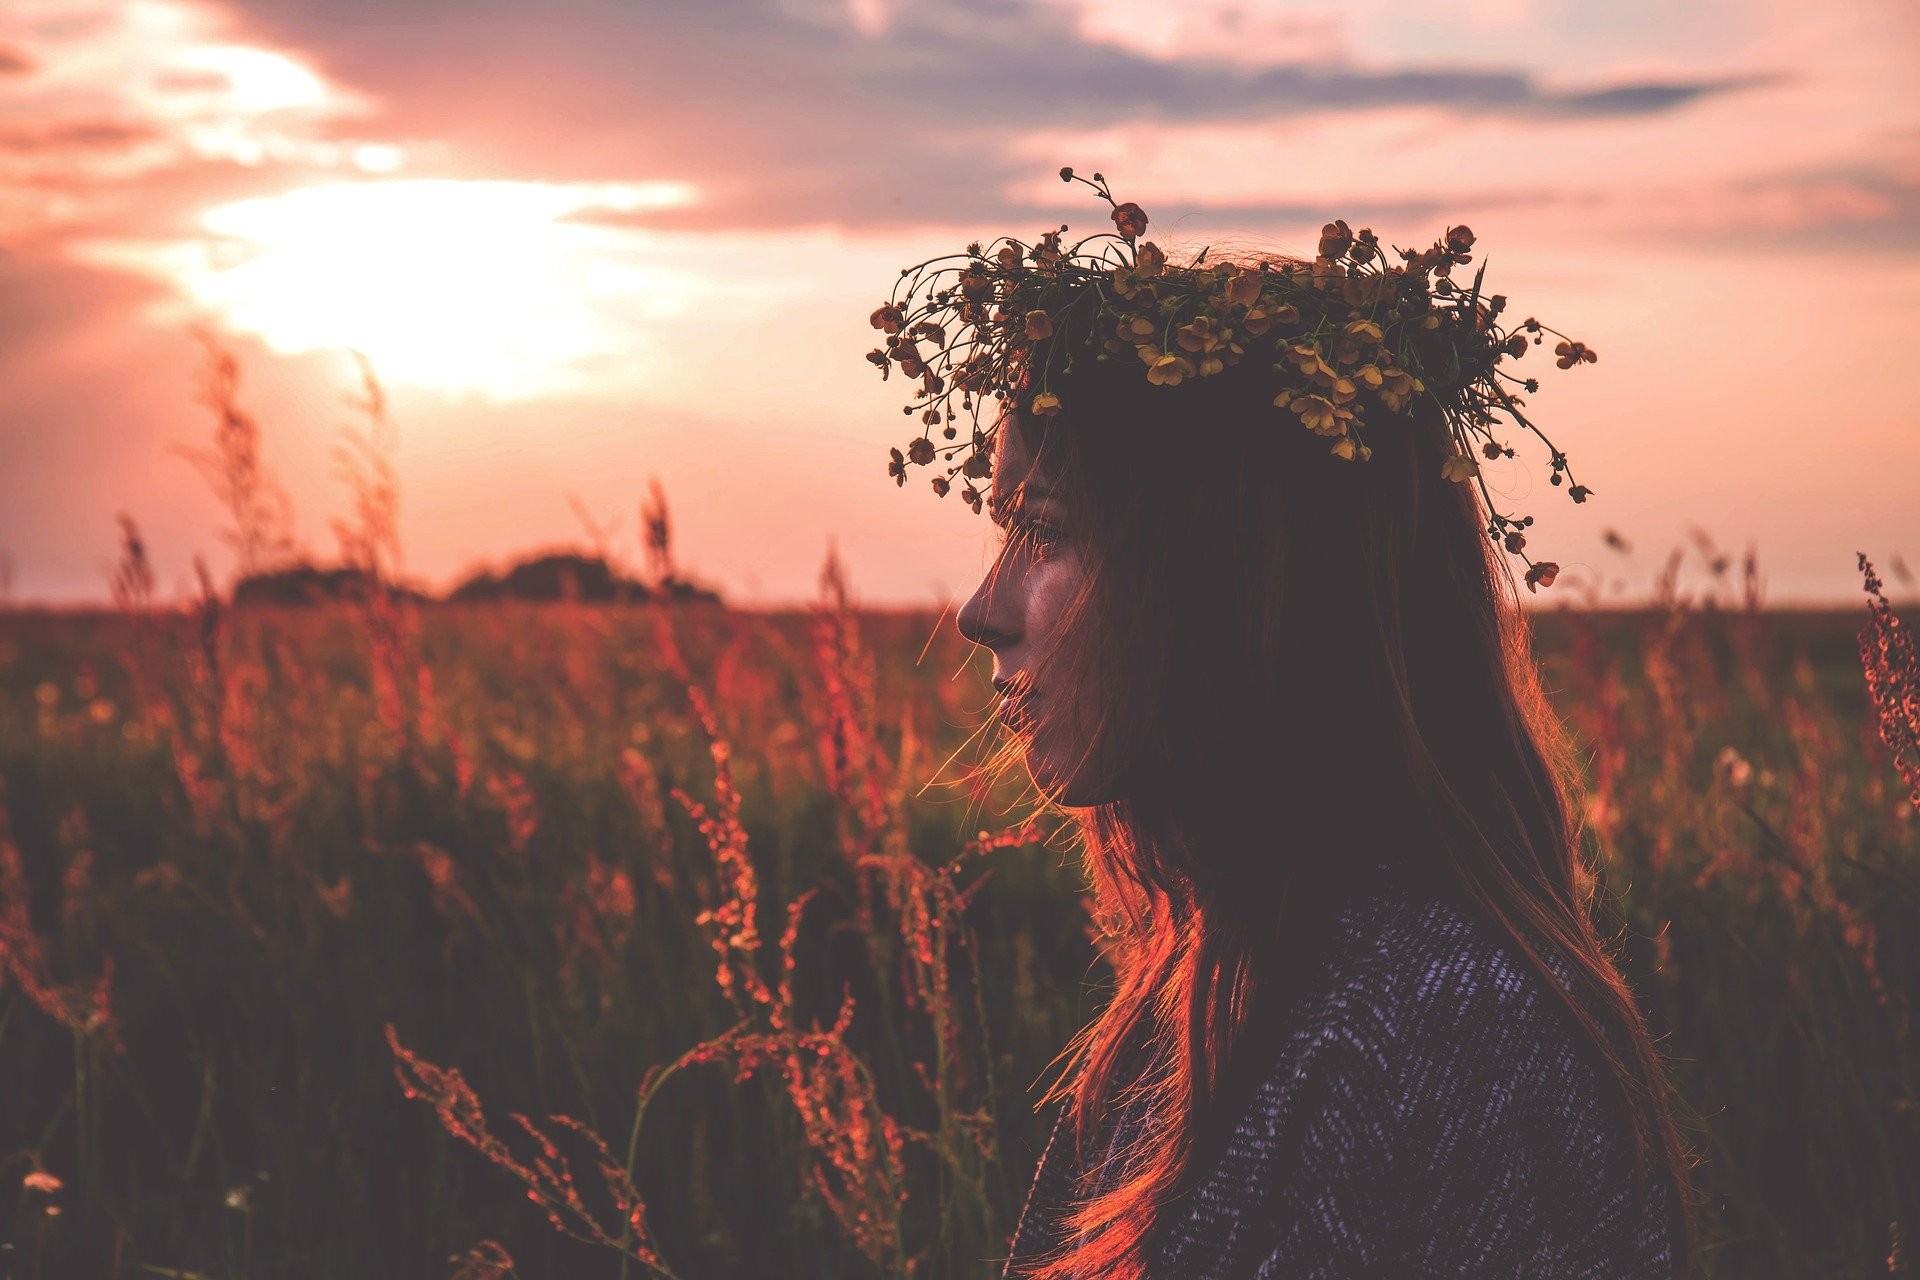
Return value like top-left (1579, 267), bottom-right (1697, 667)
top-left (174, 44), bottom-right (332, 112)
top-left (82, 178), bottom-right (708, 399)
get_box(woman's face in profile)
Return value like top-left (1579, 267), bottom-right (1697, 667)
top-left (955, 421), bottom-right (1116, 806)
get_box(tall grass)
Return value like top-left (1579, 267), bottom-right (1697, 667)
top-left (0, 346), bottom-right (1913, 1276)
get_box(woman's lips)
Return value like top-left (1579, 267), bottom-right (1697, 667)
top-left (999, 693), bottom-right (1035, 729)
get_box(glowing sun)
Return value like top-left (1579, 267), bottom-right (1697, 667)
top-left (87, 177), bottom-right (705, 399)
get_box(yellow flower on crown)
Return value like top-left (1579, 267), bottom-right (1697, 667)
top-left (1147, 353), bottom-right (1196, 386)
top-left (865, 166), bottom-right (1601, 587)
top-left (1222, 267), bottom-right (1263, 309)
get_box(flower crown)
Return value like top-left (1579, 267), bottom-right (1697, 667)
top-left (868, 167), bottom-right (1601, 591)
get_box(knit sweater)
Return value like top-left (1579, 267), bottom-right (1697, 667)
top-left (1001, 865), bottom-right (1680, 1279)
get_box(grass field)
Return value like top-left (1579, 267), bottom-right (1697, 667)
top-left (0, 555), bottom-right (1916, 1278)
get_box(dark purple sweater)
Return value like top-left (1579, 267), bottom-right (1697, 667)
top-left (1002, 867), bottom-right (1681, 1278)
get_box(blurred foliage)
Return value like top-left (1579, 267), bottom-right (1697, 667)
top-left (0, 567), bottom-right (1914, 1277)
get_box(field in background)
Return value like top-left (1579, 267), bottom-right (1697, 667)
top-left (0, 559), bottom-right (1916, 1277)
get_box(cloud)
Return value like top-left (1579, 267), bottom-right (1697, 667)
top-left (0, 119), bottom-right (160, 154)
top-left (1543, 72), bottom-right (1787, 117)
top-left (0, 0), bottom-right (388, 241)
top-left (214, 0), bottom-right (1776, 237)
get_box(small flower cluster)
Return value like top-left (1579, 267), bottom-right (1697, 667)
top-left (1858, 553), bottom-right (1920, 815)
top-left (868, 167), bottom-right (1602, 589)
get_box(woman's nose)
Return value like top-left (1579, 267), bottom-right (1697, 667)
top-left (957, 570), bottom-right (1016, 650)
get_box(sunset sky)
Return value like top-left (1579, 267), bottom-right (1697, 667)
top-left (1, 0), bottom-right (1915, 608)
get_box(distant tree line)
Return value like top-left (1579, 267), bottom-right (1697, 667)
top-left (232, 553), bottom-right (721, 607)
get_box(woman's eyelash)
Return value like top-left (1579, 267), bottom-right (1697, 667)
top-left (996, 516), bottom-right (1063, 552)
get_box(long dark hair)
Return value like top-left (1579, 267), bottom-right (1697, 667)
top-left (982, 254), bottom-right (1700, 1279)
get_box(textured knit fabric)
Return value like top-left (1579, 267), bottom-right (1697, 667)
top-left (1002, 864), bottom-right (1679, 1279)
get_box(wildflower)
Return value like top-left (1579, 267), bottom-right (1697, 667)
top-left (1025, 310), bottom-right (1054, 340)
top-left (1147, 353), bottom-right (1195, 386)
top-left (1330, 437), bottom-right (1359, 461)
top-left (1134, 242), bottom-right (1167, 277)
top-left (931, 475), bottom-right (950, 497)
top-left (869, 303), bottom-right (905, 334)
top-left (1317, 219), bottom-right (1354, 258)
top-left (1242, 302), bottom-right (1297, 338)
top-left (1335, 319), bottom-right (1383, 364)
top-left (1554, 340), bottom-right (1597, 368)
top-left (1292, 394), bottom-right (1340, 434)
top-left (1858, 553), bottom-right (1920, 812)
top-left (890, 337), bottom-right (926, 378)
top-left (908, 438), bottom-right (934, 466)
top-left (1441, 453), bottom-right (1481, 483)
top-left (1377, 366), bottom-right (1422, 412)
top-left (887, 447), bottom-right (906, 485)
top-left (1223, 267), bottom-right (1264, 309)
top-left (1482, 440), bottom-right (1504, 459)
top-left (1111, 201), bottom-right (1149, 239)
top-left (1524, 561), bottom-right (1560, 592)
top-left (1030, 391), bottom-right (1062, 416)
top-left (1286, 342), bottom-right (1329, 378)
top-left (1446, 225), bottom-right (1476, 255)
top-left (1569, 484), bottom-right (1592, 503)
top-left (1175, 315), bottom-right (1221, 353)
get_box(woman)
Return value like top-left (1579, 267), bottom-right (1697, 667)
top-left (877, 176), bottom-right (1699, 1278)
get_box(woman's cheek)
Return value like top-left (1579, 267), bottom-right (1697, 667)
top-left (1028, 557), bottom-right (1083, 639)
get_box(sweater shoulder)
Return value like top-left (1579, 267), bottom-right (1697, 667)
top-left (1306, 874), bottom-right (1587, 1073)
top-left (1247, 877), bottom-right (1677, 1275)
top-left (1227, 876), bottom-right (1607, 1177)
